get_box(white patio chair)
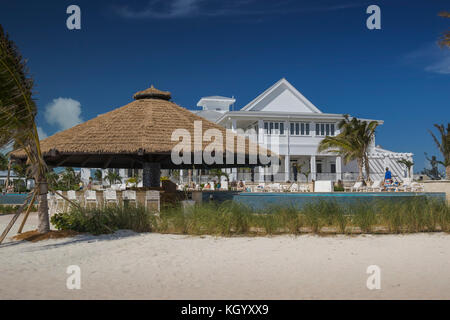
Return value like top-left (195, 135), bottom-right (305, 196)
top-left (84, 190), bottom-right (98, 209)
top-left (66, 190), bottom-right (79, 211)
top-left (122, 190), bottom-right (137, 207)
top-left (54, 190), bottom-right (65, 213)
top-left (104, 189), bottom-right (119, 206)
top-left (145, 190), bottom-right (160, 212)
top-left (47, 193), bottom-right (56, 216)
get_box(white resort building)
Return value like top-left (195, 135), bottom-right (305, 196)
top-left (190, 78), bottom-right (414, 184)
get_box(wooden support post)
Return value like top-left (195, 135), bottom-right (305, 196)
top-left (17, 191), bottom-right (38, 234)
top-left (5, 159), bottom-right (11, 192)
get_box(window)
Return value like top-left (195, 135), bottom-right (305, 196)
top-left (264, 121), bottom-right (285, 135)
top-left (316, 163), bottom-right (322, 174)
top-left (330, 164), bottom-right (336, 174)
top-left (316, 123), bottom-right (336, 137)
top-left (290, 122), bottom-right (310, 136)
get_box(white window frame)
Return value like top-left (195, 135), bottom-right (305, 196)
top-left (264, 121), bottom-right (285, 136)
top-left (289, 122), bottom-right (311, 136)
top-left (315, 123), bottom-right (336, 137)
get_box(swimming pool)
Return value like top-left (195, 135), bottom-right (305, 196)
top-left (233, 192), bottom-right (447, 210)
top-left (0, 193), bottom-right (36, 205)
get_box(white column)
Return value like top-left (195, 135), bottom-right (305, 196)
top-left (231, 119), bottom-right (237, 133)
top-left (285, 155), bottom-right (290, 182)
top-left (336, 156), bottom-right (342, 182)
top-left (258, 119), bottom-right (264, 144)
top-left (311, 155), bottom-right (316, 181)
top-left (258, 166), bottom-right (265, 183)
top-left (311, 122), bottom-right (316, 137)
top-left (231, 168), bottom-right (238, 182)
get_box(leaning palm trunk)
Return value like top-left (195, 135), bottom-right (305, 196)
top-left (36, 173), bottom-right (49, 232)
top-left (364, 154), bottom-right (371, 184)
top-left (356, 158), bottom-right (364, 183)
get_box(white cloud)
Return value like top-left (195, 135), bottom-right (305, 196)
top-left (406, 43), bottom-right (450, 75)
top-left (114, 0), bottom-right (201, 19)
top-left (112, 0), bottom-right (362, 19)
top-left (45, 98), bottom-right (83, 131)
top-left (37, 126), bottom-right (48, 140)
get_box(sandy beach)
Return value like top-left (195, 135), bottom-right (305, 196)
top-left (0, 212), bottom-right (449, 300)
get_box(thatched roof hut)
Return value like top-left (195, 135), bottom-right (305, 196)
top-left (12, 85), bottom-right (274, 187)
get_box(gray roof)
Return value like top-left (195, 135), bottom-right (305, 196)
top-left (190, 110), bottom-right (223, 122)
top-left (201, 96), bottom-right (234, 100)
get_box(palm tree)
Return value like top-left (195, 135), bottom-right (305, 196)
top-left (397, 158), bottom-right (414, 179)
top-left (0, 153), bottom-right (9, 192)
top-left (438, 11), bottom-right (450, 48)
top-left (318, 115), bottom-right (379, 183)
top-left (94, 169), bottom-right (103, 183)
top-left (45, 170), bottom-right (60, 190)
top-left (428, 123), bottom-right (450, 179)
top-left (208, 169), bottom-right (229, 182)
top-left (0, 25), bottom-right (50, 233)
top-left (105, 170), bottom-right (122, 186)
top-left (0, 153), bottom-right (7, 170)
top-left (60, 167), bottom-right (80, 190)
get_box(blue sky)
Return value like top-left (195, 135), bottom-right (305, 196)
top-left (1, 0), bottom-right (449, 171)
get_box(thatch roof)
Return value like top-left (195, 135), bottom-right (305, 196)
top-left (12, 85), bottom-right (274, 169)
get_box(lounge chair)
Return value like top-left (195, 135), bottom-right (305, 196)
top-left (411, 182), bottom-right (424, 192)
top-left (345, 181), bottom-right (365, 192)
top-left (269, 183), bottom-right (282, 192)
top-left (289, 183), bottom-right (299, 192)
top-left (220, 181), bottom-right (229, 190)
top-left (299, 184), bottom-right (310, 192)
top-left (397, 178), bottom-right (412, 192)
top-left (367, 180), bottom-right (383, 192)
top-left (256, 183), bottom-right (265, 192)
top-left (314, 180), bottom-right (334, 193)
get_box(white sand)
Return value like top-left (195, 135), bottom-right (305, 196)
top-left (1, 212), bottom-right (450, 300)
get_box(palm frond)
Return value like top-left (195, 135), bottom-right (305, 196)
top-left (0, 25), bottom-right (45, 176)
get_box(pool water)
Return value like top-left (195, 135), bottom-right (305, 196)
top-left (233, 192), bottom-right (446, 210)
top-left (0, 193), bottom-right (36, 205)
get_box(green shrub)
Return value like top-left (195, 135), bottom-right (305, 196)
top-left (51, 205), bottom-right (154, 235)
